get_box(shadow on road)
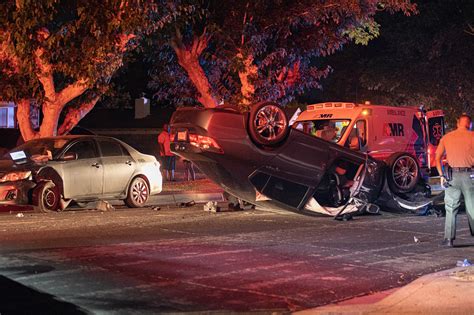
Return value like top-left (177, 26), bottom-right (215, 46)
top-left (0, 275), bottom-right (88, 314)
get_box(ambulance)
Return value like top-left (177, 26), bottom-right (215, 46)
top-left (293, 102), bottom-right (445, 194)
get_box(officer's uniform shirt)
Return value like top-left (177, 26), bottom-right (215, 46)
top-left (436, 128), bottom-right (474, 167)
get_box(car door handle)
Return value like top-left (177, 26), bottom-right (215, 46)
top-left (126, 160), bottom-right (133, 166)
top-left (91, 163), bottom-right (101, 168)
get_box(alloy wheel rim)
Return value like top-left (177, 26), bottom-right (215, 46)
top-left (132, 179), bottom-right (148, 205)
top-left (43, 188), bottom-right (57, 209)
top-left (254, 105), bottom-right (287, 141)
top-left (393, 156), bottom-right (417, 189)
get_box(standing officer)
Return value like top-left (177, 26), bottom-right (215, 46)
top-left (435, 113), bottom-right (474, 247)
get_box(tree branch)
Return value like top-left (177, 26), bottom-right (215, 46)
top-left (276, 61), bottom-right (300, 87)
top-left (57, 97), bottom-right (100, 135)
top-left (237, 51), bottom-right (258, 105)
top-left (465, 23), bottom-right (474, 36)
top-left (34, 28), bottom-right (56, 102)
top-left (0, 30), bottom-right (20, 73)
top-left (171, 30), bottom-right (218, 108)
top-left (56, 79), bottom-right (89, 106)
top-left (16, 99), bottom-right (38, 141)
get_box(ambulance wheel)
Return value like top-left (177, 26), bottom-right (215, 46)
top-left (248, 102), bottom-right (289, 146)
top-left (386, 153), bottom-right (420, 194)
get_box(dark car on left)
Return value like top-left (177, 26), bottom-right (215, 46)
top-left (0, 135), bottom-right (162, 211)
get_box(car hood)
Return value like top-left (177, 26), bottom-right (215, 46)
top-left (0, 159), bottom-right (43, 174)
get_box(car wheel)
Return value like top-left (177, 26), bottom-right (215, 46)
top-left (125, 177), bottom-right (149, 208)
top-left (32, 181), bottom-right (60, 212)
top-left (386, 153), bottom-right (420, 194)
top-left (248, 101), bottom-right (289, 146)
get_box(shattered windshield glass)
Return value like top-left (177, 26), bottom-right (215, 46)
top-left (3, 138), bottom-right (69, 162)
top-left (294, 119), bottom-right (351, 143)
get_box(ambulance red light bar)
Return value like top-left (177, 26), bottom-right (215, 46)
top-left (189, 134), bottom-right (224, 154)
top-left (307, 104), bottom-right (321, 111)
top-left (307, 103), bottom-right (355, 111)
top-left (426, 110), bottom-right (444, 118)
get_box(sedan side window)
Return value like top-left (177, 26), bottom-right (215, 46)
top-left (66, 140), bottom-right (97, 160)
top-left (98, 139), bottom-right (126, 157)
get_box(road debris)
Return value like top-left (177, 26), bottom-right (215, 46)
top-left (15, 213), bottom-right (24, 218)
top-left (96, 200), bottom-right (115, 211)
top-left (397, 274), bottom-right (406, 284)
top-left (457, 259), bottom-right (472, 267)
top-left (151, 206), bottom-right (161, 211)
top-left (414, 236), bottom-right (419, 243)
top-left (178, 200), bottom-right (196, 208)
top-left (204, 201), bottom-right (219, 212)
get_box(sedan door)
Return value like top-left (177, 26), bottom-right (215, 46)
top-left (97, 139), bottom-right (135, 197)
top-left (60, 139), bottom-right (104, 199)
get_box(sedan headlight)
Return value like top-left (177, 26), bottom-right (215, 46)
top-left (0, 171), bottom-right (32, 183)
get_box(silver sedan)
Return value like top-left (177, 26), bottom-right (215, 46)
top-left (0, 135), bottom-right (162, 211)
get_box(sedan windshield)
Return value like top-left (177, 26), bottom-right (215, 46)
top-left (3, 138), bottom-right (69, 162)
top-left (294, 119), bottom-right (351, 143)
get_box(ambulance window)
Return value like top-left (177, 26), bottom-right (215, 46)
top-left (355, 120), bottom-right (367, 146)
top-left (313, 120), bottom-right (350, 142)
top-left (428, 117), bottom-right (444, 146)
top-left (295, 119), bottom-right (350, 143)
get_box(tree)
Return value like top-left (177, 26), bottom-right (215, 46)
top-left (0, 0), bottom-right (182, 140)
top-left (319, 0), bottom-right (474, 123)
top-left (148, 0), bottom-right (416, 109)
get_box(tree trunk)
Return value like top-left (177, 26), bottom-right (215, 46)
top-left (237, 52), bottom-right (258, 106)
top-left (171, 31), bottom-right (218, 108)
top-left (177, 56), bottom-right (218, 108)
top-left (38, 102), bottom-right (62, 137)
top-left (16, 99), bottom-right (38, 141)
top-left (57, 97), bottom-right (100, 135)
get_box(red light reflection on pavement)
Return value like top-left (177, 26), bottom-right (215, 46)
top-left (35, 238), bottom-right (391, 312)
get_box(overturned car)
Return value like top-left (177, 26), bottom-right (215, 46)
top-left (170, 102), bottom-right (434, 217)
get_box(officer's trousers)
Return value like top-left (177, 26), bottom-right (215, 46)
top-left (444, 171), bottom-right (474, 240)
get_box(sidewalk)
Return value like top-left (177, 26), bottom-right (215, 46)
top-left (0, 173), bottom-right (224, 213)
top-left (297, 266), bottom-right (474, 314)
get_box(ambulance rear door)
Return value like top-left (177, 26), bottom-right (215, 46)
top-left (425, 109), bottom-right (445, 169)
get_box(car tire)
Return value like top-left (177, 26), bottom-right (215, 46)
top-left (386, 152), bottom-right (420, 194)
top-left (32, 181), bottom-right (60, 212)
top-left (125, 176), bottom-right (150, 208)
top-left (248, 101), bottom-right (289, 146)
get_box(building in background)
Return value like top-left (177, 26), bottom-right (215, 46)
top-left (0, 101), bottom-right (17, 129)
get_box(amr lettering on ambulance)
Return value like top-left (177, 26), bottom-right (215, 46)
top-left (293, 102), bottom-right (445, 173)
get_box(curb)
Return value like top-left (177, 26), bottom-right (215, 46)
top-left (107, 190), bottom-right (225, 207)
top-left (147, 191), bottom-right (225, 205)
top-left (296, 266), bottom-right (474, 314)
top-left (1, 191), bottom-right (225, 213)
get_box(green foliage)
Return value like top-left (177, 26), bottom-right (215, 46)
top-left (344, 20), bottom-right (381, 45)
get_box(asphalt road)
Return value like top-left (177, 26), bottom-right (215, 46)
top-left (0, 205), bottom-right (473, 314)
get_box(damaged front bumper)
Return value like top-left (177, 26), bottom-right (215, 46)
top-left (376, 180), bottom-right (437, 213)
top-left (0, 180), bottom-right (35, 205)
